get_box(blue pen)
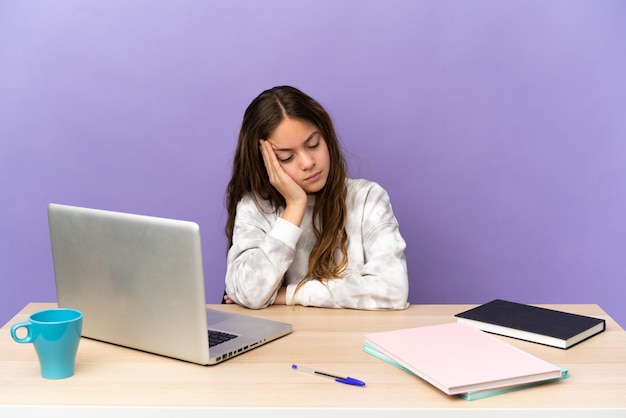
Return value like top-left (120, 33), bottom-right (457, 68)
top-left (292, 364), bottom-right (366, 386)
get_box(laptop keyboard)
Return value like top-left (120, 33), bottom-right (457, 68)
top-left (208, 330), bottom-right (238, 347)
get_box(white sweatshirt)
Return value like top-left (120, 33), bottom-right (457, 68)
top-left (225, 178), bottom-right (409, 310)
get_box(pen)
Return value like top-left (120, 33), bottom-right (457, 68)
top-left (292, 364), bottom-right (366, 386)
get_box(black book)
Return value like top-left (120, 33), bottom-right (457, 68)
top-left (455, 299), bottom-right (606, 349)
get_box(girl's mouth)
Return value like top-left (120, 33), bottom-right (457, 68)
top-left (305, 172), bottom-right (322, 182)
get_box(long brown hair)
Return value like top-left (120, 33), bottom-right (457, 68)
top-left (225, 86), bottom-right (348, 283)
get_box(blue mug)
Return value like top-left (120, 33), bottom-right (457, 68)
top-left (11, 308), bottom-right (83, 379)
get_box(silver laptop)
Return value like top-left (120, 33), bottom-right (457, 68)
top-left (48, 203), bottom-right (292, 365)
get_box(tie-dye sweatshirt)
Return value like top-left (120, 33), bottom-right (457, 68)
top-left (225, 178), bottom-right (409, 310)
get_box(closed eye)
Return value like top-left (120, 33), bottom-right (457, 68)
top-left (272, 131), bottom-right (322, 162)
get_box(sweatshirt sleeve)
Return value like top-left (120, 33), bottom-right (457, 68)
top-left (287, 182), bottom-right (409, 310)
top-left (225, 197), bottom-right (301, 309)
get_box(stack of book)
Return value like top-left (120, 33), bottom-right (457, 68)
top-left (364, 321), bottom-right (568, 400)
top-left (364, 301), bottom-right (605, 400)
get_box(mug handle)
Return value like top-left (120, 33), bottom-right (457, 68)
top-left (10, 322), bottom-right (33, 343)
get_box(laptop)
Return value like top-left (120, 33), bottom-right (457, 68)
top-left (47, 203), bottom-right (292, 365)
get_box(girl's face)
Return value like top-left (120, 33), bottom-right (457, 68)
top-left (266, 118), bottom-right (331, 194)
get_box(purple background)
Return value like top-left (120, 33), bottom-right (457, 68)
top-left (1, 1), bottom-right (625, 327)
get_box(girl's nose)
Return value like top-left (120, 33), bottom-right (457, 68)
top-left (299, 152), bottom-right (315, 170)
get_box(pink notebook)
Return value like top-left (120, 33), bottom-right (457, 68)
top-left (364, 322), bottom-right (563, 395)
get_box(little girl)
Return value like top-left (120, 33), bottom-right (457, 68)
top-left (224, 86), bottom-right (409, 310)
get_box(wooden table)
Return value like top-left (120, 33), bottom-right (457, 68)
top-left (2, 303), bottom-right (625, 417)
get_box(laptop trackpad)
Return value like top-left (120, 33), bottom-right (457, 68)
top-left (206, 309), bottom-right (287, 340)
top-left (206, 309), bottom-right (260, 337)
top-left (206, 309), bottom-right (236, 325)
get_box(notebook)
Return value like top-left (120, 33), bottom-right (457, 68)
top-left (362, 342), bottom-right (568, 400)
top-left (364, 322), bottom-right (565, 396)
top-left (48, 203), bottom-right (292, 365)
top-left (455, 299), bottom-right (606, 349)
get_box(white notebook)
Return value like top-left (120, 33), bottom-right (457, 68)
top-left (364, 322), bottom-right (564, 395)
